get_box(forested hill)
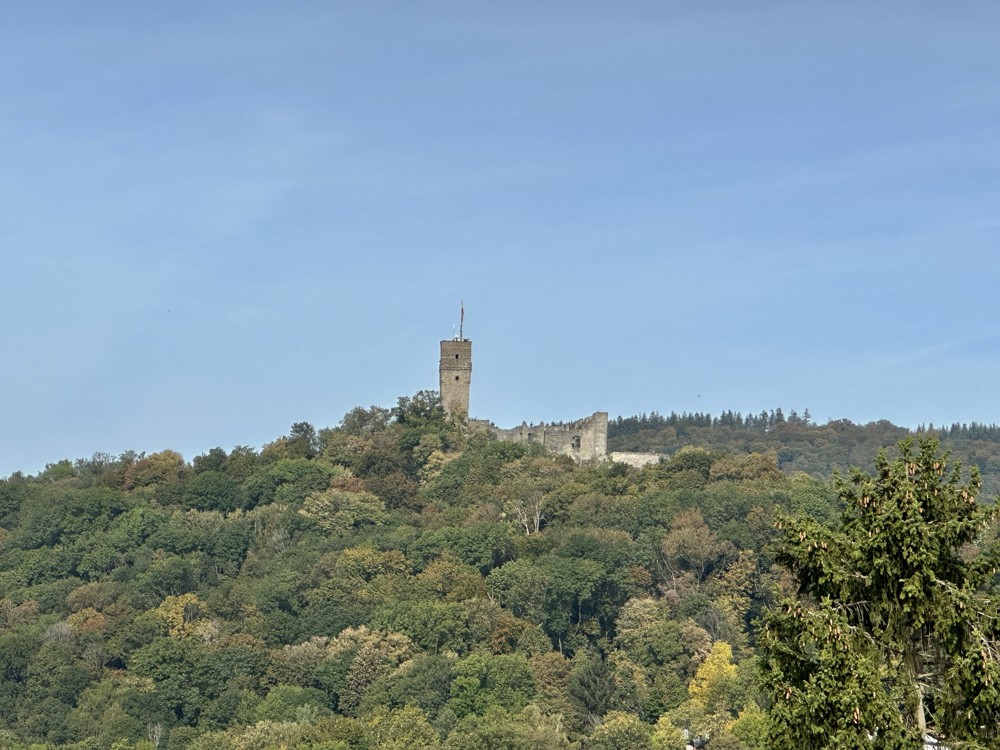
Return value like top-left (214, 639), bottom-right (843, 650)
top-left (609, 409), bottom-right (1000, 497)
top-left (0, 392), bottom-right (826, 749)
top-left (0, 395), bottom-right (996, 749)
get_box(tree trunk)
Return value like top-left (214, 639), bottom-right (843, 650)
top-left (904, 631), bottom-right (927, 736)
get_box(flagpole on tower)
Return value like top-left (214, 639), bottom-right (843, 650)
top-left (460, 301), bottom-right (464, 340)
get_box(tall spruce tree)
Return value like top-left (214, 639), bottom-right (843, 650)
top-left (763, 437), bottom-right (1000, 749)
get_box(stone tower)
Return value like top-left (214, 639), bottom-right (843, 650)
top-left (440, 337), bottom-right (472, 419)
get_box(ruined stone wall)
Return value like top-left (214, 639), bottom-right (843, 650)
top-left (439, 339), bottom-right (472, 418)
top-left (486, 411), bottom-right (608, 462)
top-left (610, 451), bottom-right (665, 468)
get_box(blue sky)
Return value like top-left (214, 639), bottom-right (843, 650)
top-left (2, 3), bottom-right (999, 476)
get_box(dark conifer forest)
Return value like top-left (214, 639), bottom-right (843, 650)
top-left (609, 410), bottom-right (1000, 496)
top-left (0, 395), bottom-right (997, 749)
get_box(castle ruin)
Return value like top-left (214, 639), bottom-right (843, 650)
top-left (439, 326), bottom-right (609, 463)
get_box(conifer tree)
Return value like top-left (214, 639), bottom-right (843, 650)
top-left (764, 438), bottom-right (1000, 748)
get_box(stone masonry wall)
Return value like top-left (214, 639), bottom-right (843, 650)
top-left (609, 451), bottom-right (665, 468)
top-left (484, 412), bottom-right (609, 462)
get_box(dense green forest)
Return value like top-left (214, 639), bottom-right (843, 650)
top-left (0, 396), bottom-right (996, 749)
top-left (609, 410), bottom-right (1000, 496)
